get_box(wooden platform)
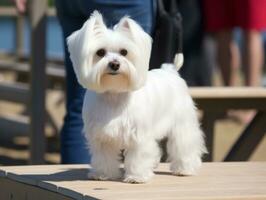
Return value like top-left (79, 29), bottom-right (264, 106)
top-left (0, 162), bottom-right (266, 200)
top-left (190, 87), bottom-right (266, 161)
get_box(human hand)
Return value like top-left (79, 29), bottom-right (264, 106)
top-left (12, 0), bottom-right (27, 14)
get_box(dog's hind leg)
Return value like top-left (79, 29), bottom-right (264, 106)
top-left (167, 114), bottom-right (206, 176)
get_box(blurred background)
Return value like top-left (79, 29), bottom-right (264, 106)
top-left (0, 0), bottom-right (265, 165)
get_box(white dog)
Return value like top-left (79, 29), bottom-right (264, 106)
top-left (67, 11), bottom-right (206, 183)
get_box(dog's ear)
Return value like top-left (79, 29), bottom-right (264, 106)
top-left (115, 17), bottom-right (152, 47)
top-left (67, 11), bottom-right (107, 88)
top-left (89, 10), bottom-right (107, 34)
top-left (67, 10), bottom-right (106, 56)
top-left (115, 17), bottom-right (152, 88)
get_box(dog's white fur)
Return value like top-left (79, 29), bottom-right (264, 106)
top-left (67, 11), bottom-right (206, 183)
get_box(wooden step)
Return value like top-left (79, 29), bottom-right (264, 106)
top-left (0, 114), bottom-right (29, 136)
top-left (0, 60), bottom-right (65, 81)
top-left (0, 82), bottom-right (29, 104)
top-left (0, 7), bottom-right (56, 17)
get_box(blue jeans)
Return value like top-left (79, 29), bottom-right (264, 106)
top-left (56, 0), bottom-right (156, 164)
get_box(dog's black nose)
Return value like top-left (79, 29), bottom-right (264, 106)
top-left (108, 60), bottom-right (120, 71)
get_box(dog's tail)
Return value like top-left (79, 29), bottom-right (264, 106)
top-left (174, 53), bottom-right (184, 71)
top-left (160, 53), bottom-right (184, 72)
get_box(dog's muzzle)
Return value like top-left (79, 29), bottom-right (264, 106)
top-left (108, 60), bottom-right (120, 72)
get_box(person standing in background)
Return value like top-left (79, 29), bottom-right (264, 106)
top-left (13, 0), bottom-right (156, 164)
top-left (203, 0), bottom-right (266, 87)
top-left (178, 0), bottom-right (211, 86)
top-left (56, 0), bottom-right (156, 164)
top-left (203, 0), bottom-right (266, 123)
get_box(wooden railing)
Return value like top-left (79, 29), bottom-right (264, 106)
top-left (0, 6), bottom-right (56, 59)
top-left (0, 7), bottom-right (56, 16)
top-left (0, 1), bottom-right (49, 164)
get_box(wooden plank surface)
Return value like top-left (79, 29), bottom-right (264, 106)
top-left (0, 162), bottom-right (266, 200)
top-left (190, 87), bottom-right (266, 99)
top-left (190, 87), bottom-right (266, 111)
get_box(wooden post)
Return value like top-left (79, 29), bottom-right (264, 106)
top-left (201, 111), bottom-right (218, 161)
top-left (16, 14), bottom-right (28, 82)
top-left (28, 0), bottom-right (47, 164)
top-left (16, 14), bottom-right (24, 59)
top-left (224, 111), bottom-right (266, 161)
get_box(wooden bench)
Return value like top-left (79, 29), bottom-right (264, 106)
top-left (1, 85), bottom-right (266, 163)
top-left (190, 87), bottom-right (266, 161)
top-left (1, 162), bottom-right (266, 200)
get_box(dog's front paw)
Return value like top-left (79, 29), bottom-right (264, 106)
top-left (123, 172), bottom-right (153, 184)
top-left (170, 157), bottom-right (202, 176)
top-left (123, 176), bottom-right (147, 184)
top-left (88, 169), bottom-right (123, 181)
top-left (171, 168), bottom-right (196, 176)
top-left (88, 171), bottom-right (109, 181)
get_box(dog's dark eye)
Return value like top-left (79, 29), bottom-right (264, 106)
top-left (96, 49), bottom-right (106, 57)
top-left (120, 49), bottom-right (128, 56)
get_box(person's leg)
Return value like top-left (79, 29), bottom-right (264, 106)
top-left (242, 30), bottom-right (263, 86)
top-left (55, 0), bottom-right (156, 164)
top-left (215, 31), bottom-right (240, 86)
top-left (89, 0), bottom-right (155, 34)
top-left (179, 0), bottom-right (211, 86)
top-left (231, 30), bottom-right (263, 123)
top-left (56, 0), bottom-right (91, 164)
top-left (60, 34), bottom-right (89, 164)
